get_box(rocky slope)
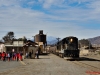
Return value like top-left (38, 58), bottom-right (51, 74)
top-left (88, 36), bottom-right (100, 45)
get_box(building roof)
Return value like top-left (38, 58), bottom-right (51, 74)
top-left (23, 40), bottom-right (38, 47)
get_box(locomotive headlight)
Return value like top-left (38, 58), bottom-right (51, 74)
top-left (70, 38), bottom-right (73, 42)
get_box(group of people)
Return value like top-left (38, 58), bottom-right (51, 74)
top-left (0, 51), bottom-right (23, 61)
top-left (25, 49), bottom-right (40, 59)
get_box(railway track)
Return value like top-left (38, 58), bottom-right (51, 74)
top-left (53, 53), bottom-right (100, 72)
top-left (71, 60), bottom-right (100, 72)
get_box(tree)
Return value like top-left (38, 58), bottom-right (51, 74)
top-left (13, 36), bottom-right (27, 43)
top-left (8, 32), bottom-right (14, 40)
top-left (3, 31), bottom-right (14, 43)
top-left (79, 39), bottom-right (92, 48)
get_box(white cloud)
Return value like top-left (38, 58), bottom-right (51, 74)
top-left (38, 0), bottom-right (65, 8)
top-left (27, 1), bottom-right (35, 5)
top-left (0, 0), bottom-right (100, 40)
top-left (0, 0), bottom-right (20, 7)
top-left (38, 0), bottom-right (95, 8)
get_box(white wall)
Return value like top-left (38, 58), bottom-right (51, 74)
top-left (0, 44), bottom-right (6, 52)
top-left (80, 49), bottom-right (89, 56)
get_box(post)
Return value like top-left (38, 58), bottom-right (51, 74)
top-left (56, 37), bottom-right (60, 49)
top-left (23, 47), bottom-right (25, 59)
top-left (32, 36), bottom-right (34, 42)
top-left (89, 41), bottom-right (90, 50)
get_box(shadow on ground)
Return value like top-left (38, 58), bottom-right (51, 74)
top-left (36, 58), bottom-right (50, 59)
top-left (35, 53), bottom-right (50, 59)
top-left (75, 57), bottom-right (100, 61)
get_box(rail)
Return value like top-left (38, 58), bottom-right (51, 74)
top-left (71, 61), bottom-right (100, 72)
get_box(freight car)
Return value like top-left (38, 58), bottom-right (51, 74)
top-left (56, 36), bottom-right (80, 59)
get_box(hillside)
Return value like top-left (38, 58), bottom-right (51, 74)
top-left (47, 36), bottom-right (57, 45)
top-left (47, 36), bottom-right (100, 45)
top-left (88, 36), bottom-right (100, 45)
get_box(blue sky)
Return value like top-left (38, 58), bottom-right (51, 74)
top-left (0, 0), bottom-right (100, 40)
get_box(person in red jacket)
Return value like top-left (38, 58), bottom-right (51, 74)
top-left (2, 52), bottom-right (6, 61)
top-left (0, 52), bottom-right (1, 60)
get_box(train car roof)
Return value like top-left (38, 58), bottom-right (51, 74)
top-left (62, 36), bottom-right (78, 41)
top-left (56, 36), bottom-right (78, 44)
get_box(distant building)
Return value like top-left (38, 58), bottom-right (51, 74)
top-left (3, 38), bottom-right (37, 54)
top-left (78, 39), bottom-right (91, 48)
top-left (23, 40), bottom-right (38, 58)
top-left (5, 40), bottom-right (24, 53)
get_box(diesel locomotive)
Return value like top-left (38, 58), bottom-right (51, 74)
top-left (55, 36), bottom-right (80, 59)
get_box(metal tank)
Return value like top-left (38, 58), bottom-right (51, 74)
top-left (34, 30), bottom-right (46, 44)
top-left (34, 30), bottom-right (47, 54)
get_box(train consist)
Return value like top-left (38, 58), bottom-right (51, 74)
top-left (50, 36), bottom-right (80, 60)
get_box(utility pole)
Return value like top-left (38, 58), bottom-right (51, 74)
top-left (89, 41), bottom-right (90, 50)
top-left (56, 37), bottom-right (60, 49)
top-left (56, 37), bottom-right (60, 43)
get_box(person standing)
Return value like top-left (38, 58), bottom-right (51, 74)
top-left (10, 52), bottom-right (12, 61)
top-left (35, 50), bottom-right (39, 59)
top-left (29, 52), bottom-right (32, 59)
top-left (16, 52), bottom-right (20, 61)
top-left (20, 52), bottom-right (23, 61)
top-left (8, 52), bottom-right (10, 61)
top-left (25, 52), bottom-right (28, 59)
top-left (2, 52), bottom-right (6, 61)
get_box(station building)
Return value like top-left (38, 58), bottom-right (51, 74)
top-left (0, 40), bottom-right (38, 59)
